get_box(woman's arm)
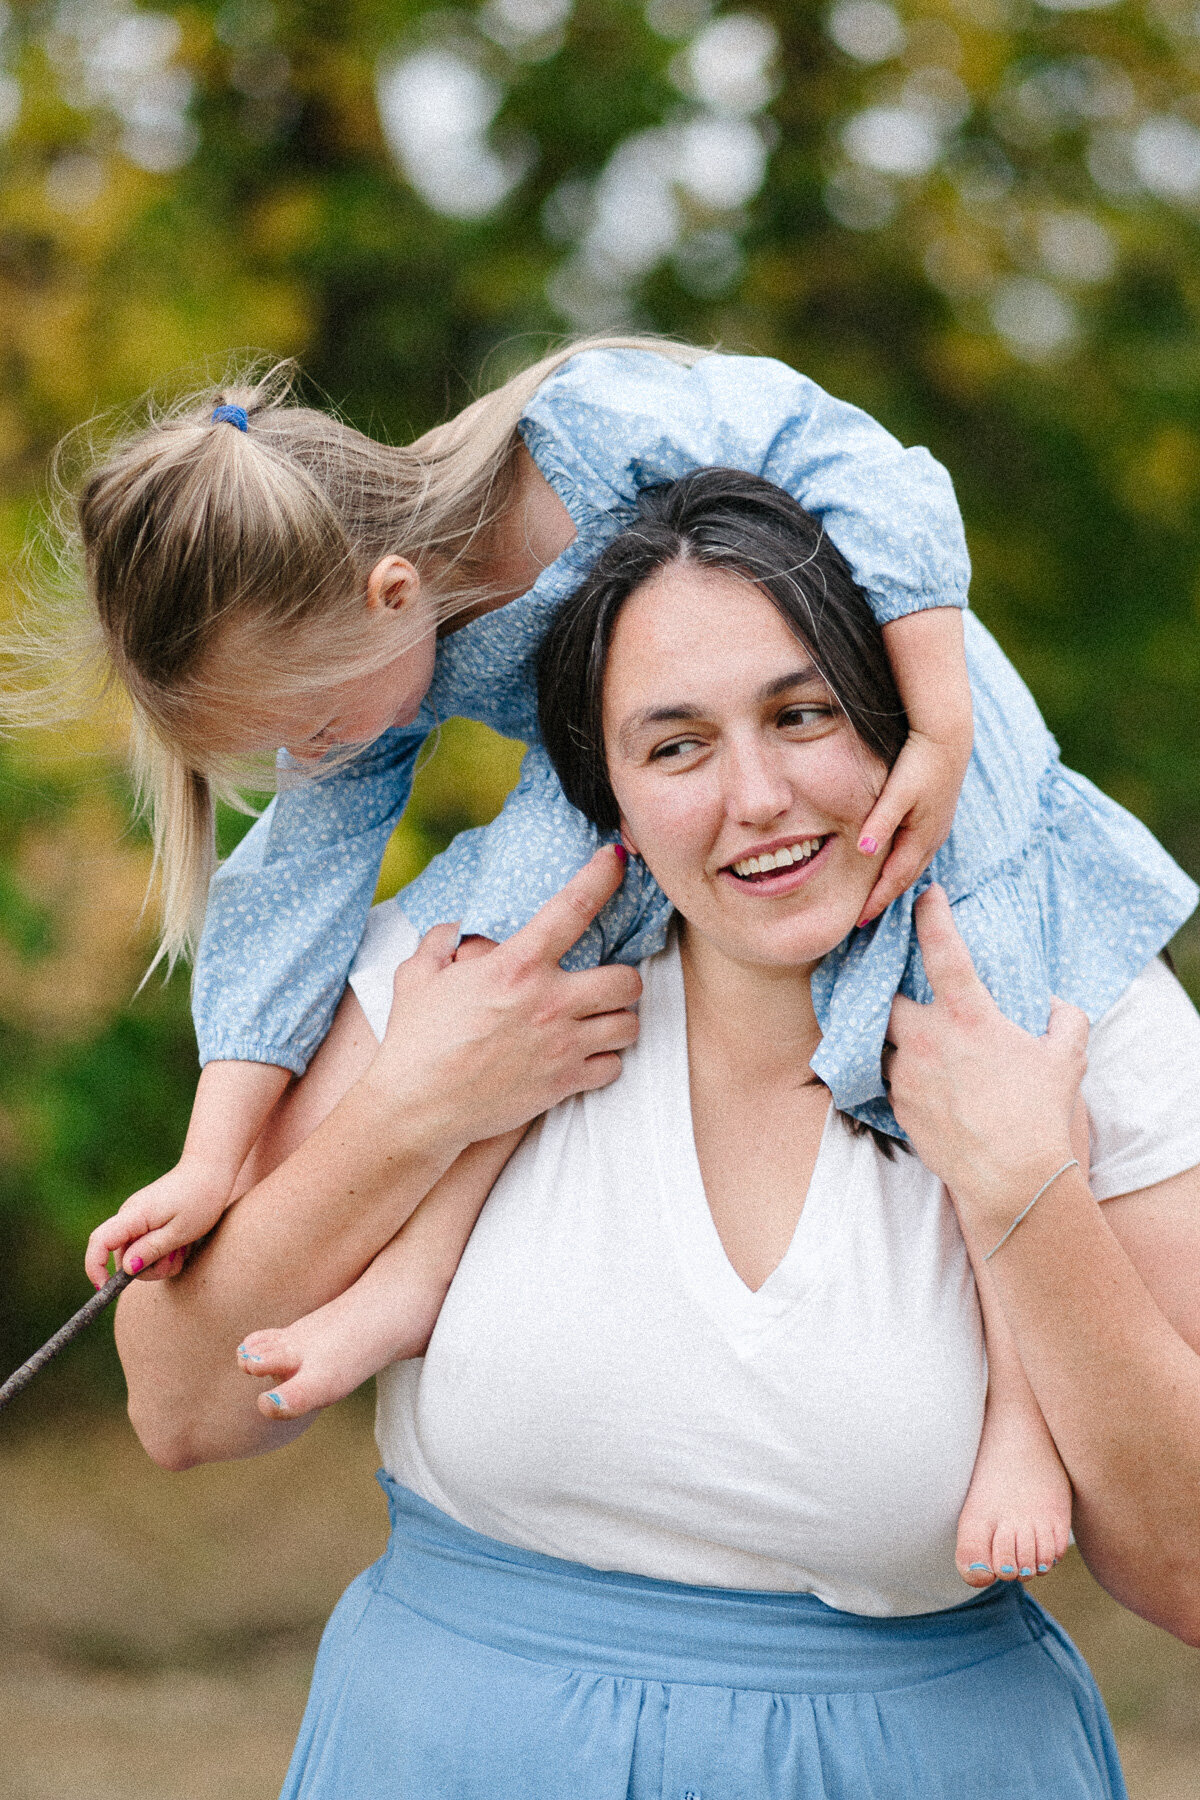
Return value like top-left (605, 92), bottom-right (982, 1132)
top-left (888, 888), bottom-right (1200, 1644)
top-left (117, 849), bottom-right (640, 1470)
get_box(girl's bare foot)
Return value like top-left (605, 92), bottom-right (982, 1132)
top-left (955, 1397), bottom-right (1073, 1588)
top-left (237, 1312), bottom-right (391, 1420)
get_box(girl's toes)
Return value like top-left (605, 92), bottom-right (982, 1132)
top-left (955, 1519), bottom-right (997, 1587)
top-left (256, 1373), bottom-right (320, 1421)
top-left (1032, 1526), bottom-right (1056, 1577)
top-left (991, 1526), bottom-right (1020, 1582)
top-left (1013, 1523), bottom-right (1038, 1583)
top-left (237, 1330), bottom-right (296, 1379)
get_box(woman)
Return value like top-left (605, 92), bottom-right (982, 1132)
top-left (117, 478), bottom-right (1200, 1798)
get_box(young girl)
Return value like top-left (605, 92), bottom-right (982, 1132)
top-left (50, 337), bottom-right (1193, 1582)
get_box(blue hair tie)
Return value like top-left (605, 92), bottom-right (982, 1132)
top-left (211, 404), bottom-right (248, 432)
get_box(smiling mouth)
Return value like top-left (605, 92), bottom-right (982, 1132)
top-left (726, 837), bottom-right (831, 882)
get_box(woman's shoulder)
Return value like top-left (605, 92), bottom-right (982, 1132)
top-left (1083, 957), bottom-right (1200, 1200)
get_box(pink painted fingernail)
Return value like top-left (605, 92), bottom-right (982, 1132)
top-left (613, 844), bottom-right (627, 865)
top-left (858, 835), bottom-right (878, 855)
top-left (128, 1256), bottom-right (144, 1274)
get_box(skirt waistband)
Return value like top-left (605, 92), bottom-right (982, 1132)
top-left (375, 1476), bottom-right (1050, 1694)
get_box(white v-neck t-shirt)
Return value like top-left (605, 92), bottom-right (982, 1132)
top-left (352, 916), bottom-right (1200, 1617)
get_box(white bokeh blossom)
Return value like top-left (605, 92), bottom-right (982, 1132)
top-left (826, 0), bottom-right (906, 64)
top-left (990, 276), bottom-right (1079, 359)
top-left (49, 0), bottom-right (199, 171)
top-left (376, 46), bottom-right (533, 219)
top-left (1131, 114), bottom-right (1200, 205)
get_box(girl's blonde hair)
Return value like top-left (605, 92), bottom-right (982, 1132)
top-left (5, 334), bottom-right (703, 970)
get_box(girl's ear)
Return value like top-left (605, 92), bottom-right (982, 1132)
top-left (366, 556), bottom-right (421, 613)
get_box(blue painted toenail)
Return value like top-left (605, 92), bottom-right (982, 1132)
top-left (1037, 1563), bottom-right (1049, 1573)
top-left (267, 1393), bottom-right (283, 1408)
top-left (1020, 1567), bottom-right (1032, 1576)
top-left (1000, 1564), bottom-right (1016, 1574)
top-left (968, 1563), bottom-right (991, 1571)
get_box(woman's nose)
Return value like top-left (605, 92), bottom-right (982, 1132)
top-left (723, 737), bottom-right (793, 826)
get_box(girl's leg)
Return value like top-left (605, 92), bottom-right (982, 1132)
top-left (955, 1097), bottom-right (1089, 1586)
top-left (232, 967), bottom-right (521, 1419)
top-left (955, 1258), bottom-right (1073, 1586)
top-left (236, 1129), bottom-right (521, 1417)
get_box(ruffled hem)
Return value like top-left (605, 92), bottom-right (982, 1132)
top-left (813, 760), bottom-right (1197, 1138)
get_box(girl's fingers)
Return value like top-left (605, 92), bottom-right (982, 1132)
top-left (137, 1247), bottom-right (188, 1283)
top-left (855, 790), bottom-right (909, 866)
top-left (858, 832), bottom-right (928, 926)
top-left (119, 1225), bottom-right (191, 1278)
top-left (85, 1213), bottom-right (150, 1288)
top-left (85, 1224), bottom-right (120, 1289)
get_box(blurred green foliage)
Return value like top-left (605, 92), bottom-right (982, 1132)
top-left (0, 0), bottom-right (1197, 1384)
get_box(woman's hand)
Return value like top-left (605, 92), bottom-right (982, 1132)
top-left (365, 845), bottom-right (642, 1155)
top-left (886, 887), bottom-right (1089, 1236)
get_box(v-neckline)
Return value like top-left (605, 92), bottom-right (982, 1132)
top-left (645, 939), bottom-right (843, 1356)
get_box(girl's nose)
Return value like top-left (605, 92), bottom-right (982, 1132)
top-left (723, 737), bottom-right (793, 826)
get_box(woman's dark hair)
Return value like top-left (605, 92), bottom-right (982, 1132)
top-left (538, 468), bottom-right (908, 833)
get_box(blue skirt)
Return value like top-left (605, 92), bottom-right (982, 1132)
top-left (280, 1475), bottom-right (1128, 1800)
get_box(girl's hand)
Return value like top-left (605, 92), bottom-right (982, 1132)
top-left (365, 845), bottom-right (642, 1153)
top-left (857, 607), bottom-right (973, 925)
top-left (885, 887), bottom-right (1089, 1237)
top-left (856, 730), bottom-right (972, 925)
top-left (84, 1160), bottom-right (232, 1287)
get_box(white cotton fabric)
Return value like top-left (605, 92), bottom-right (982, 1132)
top-left (351, 917), bottom-right (1200, 1616)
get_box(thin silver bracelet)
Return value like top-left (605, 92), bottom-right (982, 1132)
top-left (982, 1158), bottom-right (1080, 1263)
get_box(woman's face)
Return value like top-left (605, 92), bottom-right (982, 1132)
top-left (603, 561), bottom-right (890, 972)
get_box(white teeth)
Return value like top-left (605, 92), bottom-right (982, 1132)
top-left (730, 837), bottom-right (825, 880)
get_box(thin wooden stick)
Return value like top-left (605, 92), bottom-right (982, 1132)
top-left (0, 1269), bottom-right (133, 1412)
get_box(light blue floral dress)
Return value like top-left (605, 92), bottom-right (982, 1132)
top-left (192, 349), bottom-right (1197, 1135)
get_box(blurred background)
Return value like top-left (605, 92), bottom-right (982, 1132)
top-left (0, 0), bottom-right (1198, 1793)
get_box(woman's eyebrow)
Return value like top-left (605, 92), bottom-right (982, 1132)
top-left (759, 664), bottom-right (821, 700)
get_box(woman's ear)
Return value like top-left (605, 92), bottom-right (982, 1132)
top-left (366, 556), bottom-right (421, 613)
top-left (618, 820), bottom-right (641, 860)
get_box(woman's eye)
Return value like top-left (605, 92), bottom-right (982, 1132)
top-left (779, 705), bottom-right (834, 730)
top-left (649, 736), bottom-right (706, 762)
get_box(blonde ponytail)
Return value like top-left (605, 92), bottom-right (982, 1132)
top-left (5, 334), bottom-right (704, 966)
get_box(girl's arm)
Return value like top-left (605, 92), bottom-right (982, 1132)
top-left (593, 353), bottom-right (976, 916)
top-left (116, 849), bottom-right (639, 1469)
top-left (84, 1059), bottom-right (291, 1285)
top-left (889, 888), bottom-right (1200, 1643)
top-left (193, 719), bottom-right (431, 1077)
top-left (856, 610), bottom-right (975, 924)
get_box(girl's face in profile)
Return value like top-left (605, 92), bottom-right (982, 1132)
top-left (602, 560), bottom-right (890, 973)
top-left (205, 561), bottom-right (439, 764)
